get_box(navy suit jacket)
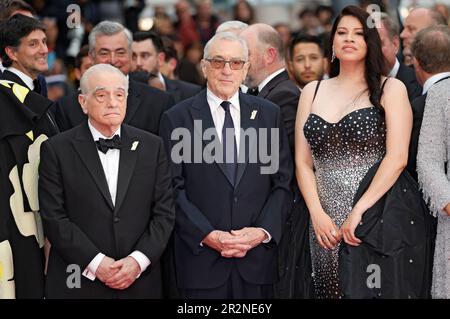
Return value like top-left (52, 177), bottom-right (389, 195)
top-left (160, 89), bottom-right (293, 289)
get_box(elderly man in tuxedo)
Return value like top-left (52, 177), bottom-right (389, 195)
top-left (38, 64), bottom-right (175, 298)
top-left (160, 32), bottom-right (292, 299)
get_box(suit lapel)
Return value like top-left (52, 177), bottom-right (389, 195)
top-left (1, 70), bottom-right (28, 88)
top-left (72, 122), bottom-right (114, 210)
top-left (124, 80), bottom-right (141, 124)
top-left (258, 70), bottom-right (288, 98)
top-left (235, 92), bottom-right (259, 188)
top-left (189, 90), bottom-right (234, 185)
top-left (114, 125), bottom-right (138, 214)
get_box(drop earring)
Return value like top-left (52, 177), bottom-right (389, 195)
top-left (331, 48), bottom-right (336, 62)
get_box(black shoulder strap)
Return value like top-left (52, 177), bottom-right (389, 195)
top-left (312, 80), bottom-right (321, 102)
top-left (381, 77), bottom-right (389, 96)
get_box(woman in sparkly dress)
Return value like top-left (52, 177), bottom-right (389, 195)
top-left (294, 6), bottom-right (412, 298)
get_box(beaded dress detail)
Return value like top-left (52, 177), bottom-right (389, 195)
top-left (303, 105), bottom-right (386, 298)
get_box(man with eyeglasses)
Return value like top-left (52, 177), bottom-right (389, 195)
top-left (53, 21), bottom-right (174, 134)
top-left (159, 32), bottom-right (292, 298)
top-left (39, 63), bottom-right (175, 298)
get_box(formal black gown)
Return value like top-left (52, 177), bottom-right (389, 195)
top-left (303, 106), bottom-right (386, 298)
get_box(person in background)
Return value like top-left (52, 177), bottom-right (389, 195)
top-left (377, 12), bottom-right (422, 101)
top-left (287, 33), bottom-right (326, 91)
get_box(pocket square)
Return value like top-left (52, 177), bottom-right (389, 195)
top-left (131, 141), bottom-right (139, 151)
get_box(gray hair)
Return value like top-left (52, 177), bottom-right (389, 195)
top-left (203, 32), bottom-right (249, 60)
top-left (216, 20), bottom-right (248, 34)
top-left (379, 12), bottom-right (399, 40)
top-left (80, 64), bottom-right (128, 94)
top-left (255, 24), bottom-right (285, 60)
top-left (411, 25), bottom-right (450, 73)
top-left (88, 21), bottom-right (133, 55)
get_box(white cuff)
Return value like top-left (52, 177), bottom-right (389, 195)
top-left (260, 228), bottom-right (272, 243)
top-left (129, 251), bottom-right (151, 278)
top-left (82, 253), bottom-right (105, 281)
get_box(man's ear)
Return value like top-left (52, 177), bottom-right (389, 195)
top-left (4, 46), bottom-right (18, 63)
top-left (200, 59), bottom-right (208, 79)
top-left (265, 47), bottom-right (278, 65)
top-left (157, 52), bottom-right (166, 68)
top-left (78, 94), bottom-right (88, 115)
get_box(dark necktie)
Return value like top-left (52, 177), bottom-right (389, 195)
top-left (221, 101), bottom-right (237, 185)
top-left (32, 79), bottom-right (41, 94)
top-left (95, 135), bottom-right (122, 154)
top-left (247, 87), bottom-right (259, 96)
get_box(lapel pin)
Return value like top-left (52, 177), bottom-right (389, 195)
top-left (131, 141), bottom-right (139, 151)
top-left (250, 110), bottom-right (257, 120)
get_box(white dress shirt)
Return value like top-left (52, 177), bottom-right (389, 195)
top-left (7, 67), bottom-right (35, 90)
top-left (388, 58), bottom-right (400, 78)
top-left (82, 121), bottom-right (150, 281)
top-left (206, 88), bottom-right (241, 153)
top-left (258, 68), bottom-right (285, 93)
top-left (422, 72), bottom-right (450, 95)
top-left (204, 88), bottom-right (271, 244)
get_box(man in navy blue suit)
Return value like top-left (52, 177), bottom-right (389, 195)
top-left (160, 32), bottom-right (293, 298)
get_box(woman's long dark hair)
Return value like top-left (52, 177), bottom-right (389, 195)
top-left (329, 5), bottom-right (386, 113)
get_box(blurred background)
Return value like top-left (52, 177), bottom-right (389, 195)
top-left (15, 0), bottom-right (450, 100)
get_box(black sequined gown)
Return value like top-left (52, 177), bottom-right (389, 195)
top-left (303, 106), bottom-right (386, 299)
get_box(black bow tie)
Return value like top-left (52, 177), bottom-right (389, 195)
top-left (95, 135), bottom-right (122, 154)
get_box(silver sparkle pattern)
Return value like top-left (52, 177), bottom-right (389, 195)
top-left (303, 106), bottom-right (386, 299)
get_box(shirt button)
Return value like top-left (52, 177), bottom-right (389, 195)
top-left (114, 216), bottom-right (120, 223)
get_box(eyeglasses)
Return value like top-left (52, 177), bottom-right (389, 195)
top-left (89, 89), bottom-right (127, 103)
top-left (205, 58), bottom-right (247, 70)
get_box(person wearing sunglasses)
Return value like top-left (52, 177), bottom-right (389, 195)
top-left (160, 31), bottom-right (292, 299)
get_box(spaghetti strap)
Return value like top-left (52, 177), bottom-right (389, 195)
top-left (381, 77), bottom-right (389, 95)
top-left (313, 80), bottom-right (321, 102)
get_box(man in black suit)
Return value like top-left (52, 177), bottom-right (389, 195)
top-left (240, 24), bottom-right (299, 153)
top-left (53, 21), bottom-right (174, 134)
top-left (38, 64), bottom-right (175, 298)
top-left (0, 2), bottom-right (48, 97)
top-left (377, 12), bottom-right (422, 101)
top-left (0, 14), bottom-right (53, 111)
top-left (408, 26), bottom-right (450, 180)
top-left (160, 32), bottom-right (292, 298)
top-left (131, 31), bottom-right (201, 104)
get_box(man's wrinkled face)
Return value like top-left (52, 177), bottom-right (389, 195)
top-left (201, 39), bottom-right (249, 100)
top-left (91, 32), bottom-right (131, 75)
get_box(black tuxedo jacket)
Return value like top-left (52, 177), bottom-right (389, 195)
top-left (0, 69), bottom-right (48, 97)
top-left (257, 70), bottom-right (300, 153)
top-left (160, 90), bottom-right (293, 290)
top-left (396, 63), bottom-right (422, 102)
top-left (53, 79), bottom-right (175, 134)
top-left (164, 76), bottom-right (202, 104)
top-left (1, 70), bottom-right (58, 133)
top-left (407, 75), bottom-right (450, 180)
top-left (38, 123), bottom-right (175, 298)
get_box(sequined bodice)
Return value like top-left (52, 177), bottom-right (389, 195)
top-left (304, 106), bottom-right (386, 172)
top-left (303, 105), bottom-right (386, 299)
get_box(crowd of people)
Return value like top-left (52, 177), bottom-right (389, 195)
top-left (1, 0), bottom-right (450, 299)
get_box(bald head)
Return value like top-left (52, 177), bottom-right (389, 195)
top-left (241, 24), bottom-right (285, 59)
top-left (400, 8), bottom-right (447, 49)
top-left (240, 23), bottom-right (286, 87)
